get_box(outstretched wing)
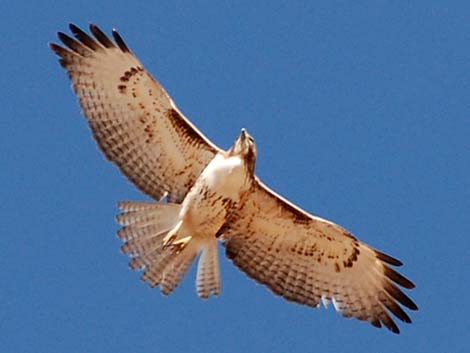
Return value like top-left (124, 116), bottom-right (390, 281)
top-left (222, 178), bottom-right (418, 334)
top-left (50, 24), bottom-right (221, 202)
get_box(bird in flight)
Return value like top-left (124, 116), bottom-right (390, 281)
top-left (50, 24), bottom-right (417, 334)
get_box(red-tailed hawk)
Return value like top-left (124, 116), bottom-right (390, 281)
top-left (50, 24), bottom-right (417, 333)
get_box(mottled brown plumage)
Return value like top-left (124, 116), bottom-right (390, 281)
top-left (51, 24), bottom-right (417, 334)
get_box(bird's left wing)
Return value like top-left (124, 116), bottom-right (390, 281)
top-left (50, 24), bottom-right (221, 202)
top-left (221, 178), bottom-right (417, 333)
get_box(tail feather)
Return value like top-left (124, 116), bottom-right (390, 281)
top-left (117, 201), bottom-right (181, 239)
top-left (196, 239), bottom-right (221, 298)
top-left (118, 201), bottom-right (172, 212)
top-left (160, 241), bottom-right (200, 295)
top-left (125, 236), bottom-right (168, 270)
top-left (117, 218), bottom-right (173, 238)
top-left (140, 248), bottom-right (176, 287)
top-left (117, 200), bottom-right (202, 294)
top-left (119, 225), bottom-right (171, 254)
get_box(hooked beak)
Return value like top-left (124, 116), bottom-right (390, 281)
top-left (239, 128), bottom-right (247, 142)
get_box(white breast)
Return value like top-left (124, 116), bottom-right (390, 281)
top-left (178, 153), bottom-right (249, 236)
top-left (200, 153), bottom-right (248, 199)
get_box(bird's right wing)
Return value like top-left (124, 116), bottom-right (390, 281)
top-left (50, 24), bottom-right (221, 202)
top-left (222, 178), bottom-right (417, 333)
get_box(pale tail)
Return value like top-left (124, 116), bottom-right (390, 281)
top-left (196, 239), bottom-right (221, 298)
top-left (117, 201), bottom-right (220, 297)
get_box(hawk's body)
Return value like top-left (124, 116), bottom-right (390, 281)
top-left (50, 24), bottom-right (418, 334)
top-left (120, 140), bottom-right (254, 298)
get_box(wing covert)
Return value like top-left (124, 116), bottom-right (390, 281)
top-left (50, 24), bottom-right (221, 202)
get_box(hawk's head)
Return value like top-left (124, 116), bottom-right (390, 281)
top-left (229, 128), bottom-right (257, 174)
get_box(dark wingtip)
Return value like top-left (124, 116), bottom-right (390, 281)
top-left (112, 28), bottom-right (130, 52)
top-left (384, 280), bottom-right (419, 311)
top-left (68, 23), bottom-right (101, 50)
top-left (375, 249), bottom-right (403, 266)
top-left (89, 23), bottom-right (115, 48)
top-left (88, 23), bottom-right (99, 37)
top-left (406, 298), bottom-right (419, 311)
top-left (371, 319), bottom-right (399, 334)
top-left (68, 23), bottom-right (78, 32)
top-left (49, 42), bottom-right (71, 68)
top-left (57, 31), bottom-right (83, 54)
top-left (370, 318), bottom-right (381, 328)
top-left (48, 42), bottom-right (59, 52)
top-left (49, 42), bottom-right (63, 64)
top-left (57, 31), bottom-right (70, 43)
top-left (381, 294), bottom-right (413, 323)
top-left (381, 310), bottom-right (401, 334)
top-left (384, 265), bottom-right (415, 289)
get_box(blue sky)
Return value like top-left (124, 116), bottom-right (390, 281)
top-left (1, 1), bottom-right (469, 352)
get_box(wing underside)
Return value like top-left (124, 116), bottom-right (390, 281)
top-left (222, 179), bottom-right (417, 333)
top-left (50, 24), bottom-right (220, 202)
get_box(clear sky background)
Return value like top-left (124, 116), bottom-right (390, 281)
top-left (1, 1), bottom-right (469, 352)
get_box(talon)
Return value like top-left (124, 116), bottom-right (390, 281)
top-left (172, 236), bottom-right (192, 253)
top-left (173, 235), bottom-right (192, 249)
top-left (162, 220), bottom-right (183, 248)
top-left (162, 232), bottom-right (176, 248)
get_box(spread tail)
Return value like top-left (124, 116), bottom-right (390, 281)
top-left (117, 201), bottom-right (195, 294)
top-left (117, 200), bottom-right (221, 297)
